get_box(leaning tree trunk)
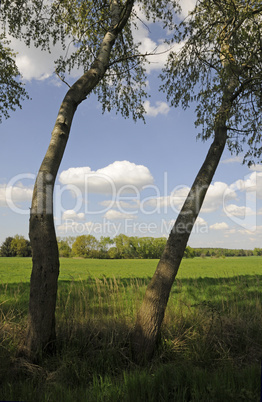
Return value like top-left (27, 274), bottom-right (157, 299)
top-left (131, 20), bottom-right (241, 359)
top-left (24, 1), bottom-right (134, 360)
top-left (131, 123), bottom-right (228, 362)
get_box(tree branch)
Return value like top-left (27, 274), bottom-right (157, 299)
top-left (55, 69), bottom-right (71, 88)
top-left (108, 46), bottom-right (173, 68)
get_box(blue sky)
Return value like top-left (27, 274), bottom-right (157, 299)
top-left (1, 1), bottom-right (262, 249)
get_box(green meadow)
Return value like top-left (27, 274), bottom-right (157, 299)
top-left (0, 257), bottom-right (262, 401)
top-left (1, 256), bottom-right (262, 283)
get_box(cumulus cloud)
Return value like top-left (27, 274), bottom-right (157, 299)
top-left (56, 220), bottom-right (93, 234)
top-left (145, 186), bottom-right (190, 212)
top-left (170, 187), bottom-right (190, 209)
top-left (224, 204), bottom-right (255, 217)
top-left (132, 29), bottom-right (170, 72)
top-left (8, 34), bottom-right (82, 82)
top-left (145, 181), bottom-right (236, 214)
top-left (59, 161), bottom-right (154, 194)
top-left (210, 222), bottom-right (229, 230)
top-left (8, 2), bottom-right (194, 81)
top-left (142, 174), bottom-right (262, 221)
top-left (221, 156), bottom-right (242, 164)
top-left (249, 164), bottom-right (262, 172)
top-left (103, 210), bottom-right (137, 220)
top-left (132, 4), bottom-right (183, 73)
top-left (144, 101), bottom-right (170, 117)
top-left (62, 210), bottom-right (85, 221)
top-left (7, 36), bottom-right (57, 81)
top-left (8, 3), bottom-right (176, 81)
top-left (195, 216), bottom-right (207, 226)
top-left (230, 172), bottom-right (262, 198)
top-left (100, 200), bottom-right (139, 210)
top-left (0, 183), bottom-right (33, 207)
top-left (16, 54), bottom-right (51, 81)
top-left (180, 0), bottom-right (197, 18)
top-left (202, 182), bottom-right (236, 213)
top-left (238, 228), bottom-right (254, 235)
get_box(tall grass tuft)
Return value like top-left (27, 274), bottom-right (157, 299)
top-left (0, 273), bottom-right (262, 401)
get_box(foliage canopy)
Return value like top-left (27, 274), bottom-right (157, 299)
top-left (0, 35), bottom-right (29, 122)
top-left (0, 235), bottom-right (31, 257)
top-left (161, 0), bottom-right (262, 165)
top-left (1, 0), bottom-right (179, 121)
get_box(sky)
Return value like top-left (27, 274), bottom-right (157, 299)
top-left (1, 1), bottom-right (262, 250)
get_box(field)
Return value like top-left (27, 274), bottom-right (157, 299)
top-left (0, 257), bottom-right (262, 401)
top-left (1, 256), bottom-right (262, 283)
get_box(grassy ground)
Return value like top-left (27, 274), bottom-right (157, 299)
top-left (0, 257), bottom-right (262, 401)
top-left (1, 256), bottom-right (262, 283)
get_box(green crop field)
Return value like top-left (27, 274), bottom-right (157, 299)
top-left (1, 256), bottom-right (262, 283)
top-left (1, 256), bottom-right (262, 401)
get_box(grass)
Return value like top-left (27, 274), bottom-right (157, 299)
top-left (0, 257), bottom-right (262, 401)
top-left (1, 256), bottom-right (262, 283)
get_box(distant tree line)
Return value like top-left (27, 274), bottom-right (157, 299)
top-left (58, 234), bottom-right (168, 259)
top-left (193, 248), bottom-right (256, 258)
top-left (1, 234), bottom-right (261, 259)
top-left (0, 235), bottom-right (32, 257)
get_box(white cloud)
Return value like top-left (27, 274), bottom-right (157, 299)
top-left (100, 200), bottom-right (139, 209)
top-left (131, 4), bottom-right (183, 73)
top-left (103, 210), bottom-right (137, 220)
top-left (170, 187), bottom-right (190, 209)
top-left (226, 228), bottom-right (237, 234)
top-left (56, 220), bottom-right (93, 234)
top-left (142, 173), bottom-right (262, 221)
top-left (16, 54), bottom-right (51, 81)
top-left (7, 2), bottom-right (194, 82)
top-left (245, 173), bottom-right (262, 198)
top-left (249, 164), bottom-right (262, 172)
top-left (224, 204), bottom-right (255, 217)
top-left (59, 161), bottom-right (154, 194)
top-left (230, 172), bottom-right (262, 198)
top-left (202, 182), bottom-right (236, 213)
top-left (210, 222), bottom-right (229, 230)
top-left (195, 216), bottom-right (207, 226)
top-left (238, 228), bottom-right (253, 235)
top-left (62, 210), bottom-right (85, 221)
top-left (7, 36), bottom-right (57, 81)
top-left (145, 186), bottom-right (190, 211)
top-left (221, 156), bottom-right (242, 164)
top-left (144, 181), bottom-right (236, 215)
top-left (9, 4), bottom-right (173, 81)
top-left (144, 100), bottom-right (170, 117)
top-left (8, 35), bottom-right (82, 82)
top-left (180, 0), bottom-right (197, 18)
top-left (0, 183), bottom-right (33, 207)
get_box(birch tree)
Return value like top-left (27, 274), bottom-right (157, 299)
top-left (132, 0), bottom-right (262, 362)
top-left (1, 0), bottom-right (178, 360)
